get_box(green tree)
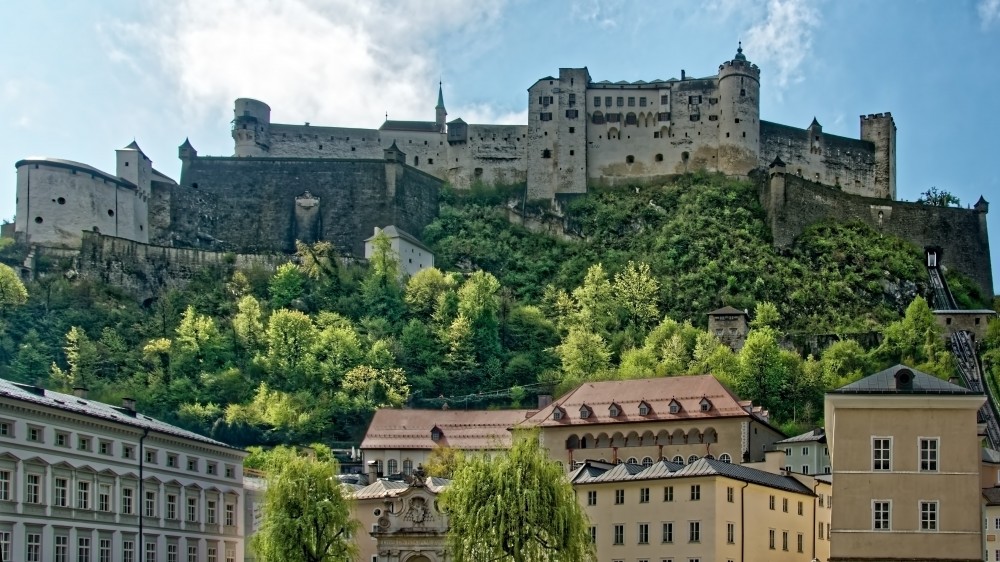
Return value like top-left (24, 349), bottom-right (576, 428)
top-left (424, 445), bottom-right (466, 478)
top-left (269, 263), bottom-right (306, 309)
top-left (442, 430), bottom-right (594, 562)
top-left (569, 264), bottom-right (618, 336)
top-left (750, 301), bottom-right (781, 331)
top-left (555, 328), bottom-right (611, 388)
top-left (257, 309), bottom-right (318, 388)
top-left (735, 327), bottom-right (792, 418)
top-left (340, 365), bottom-right (410, 409)
top-left (916, 186), bottom-right (960, 207)
top-left (361, 231), bottom-right (405, 320)
top-left (405, 267), bottom-right (456, 319)
top-left (51, 326), bottom-right (98, 390)
top-left (612, 261), bottom-right (660, 335)
top-left (233, 295), bottom-right (266, 353)
top-left (251, 448), bottom-right (359, 562)
top-left (0, 263), bottom-right (28, 313)
top-left (820, 339), bottom-right (872, 387)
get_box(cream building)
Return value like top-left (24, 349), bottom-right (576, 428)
top-left (825, 365), bottom-right (985, 562)
top-left (569, 456), bottom-right (831, 562)
top-left (351, 474), bottom-right (449, 562)
top-left (519, 374), bottom-right (785, 469)
top-left (359, 408), bottom-right (531, 479)
top-left (775, 428), bottom-right (830, 476)
top-left (0, 378), bottom-right (247, 562)
top-left (364, 225), bottom-right (435, 279)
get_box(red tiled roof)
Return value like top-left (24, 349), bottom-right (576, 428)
top-left (519, 375), bottom-right (754, 428)
top-left (360, 408), bottom-right (533, 451)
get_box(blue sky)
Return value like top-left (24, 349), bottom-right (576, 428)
top-left (1, 0), bottom-right (998, 293)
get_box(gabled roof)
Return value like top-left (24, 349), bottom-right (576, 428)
top-left (707, 306), bottom-right (748, 316)
top-left (0, 379), bottom-right (241, 451)
top-left (983, 447), bottom-right (1000, 464)
top-left (520, 375), bottom-right (760, 428)
top-left (569, 458), bottom-right (812, 495)
top-left (984, 486), bottom-right (1000, 506)
top-left (360, 408), bottom-right (533, 451)
top-left (829, 364), bottom-right (977, 395)
top-left (364, 225), bottom-right (432, 253)
top-left (776, 428), bottom-right (826, 445)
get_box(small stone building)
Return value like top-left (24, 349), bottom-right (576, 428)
top-left (364, 225), bottom-right (435, 279)
top-left (707, 305), bottom-right (750, 351)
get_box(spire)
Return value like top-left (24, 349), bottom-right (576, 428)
top-left (734, 41), bottom-right (747, 61)
top-left (436, 81), bottom-right (445, 109)
top-left (809, 117), bottom-right (821, 128)
top-left (124, 139), bottom-right (142, 151)
top-left (179, 137), bottom-right (194, 150)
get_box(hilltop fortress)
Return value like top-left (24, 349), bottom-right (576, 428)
top-left (11, 44), bottom-right (993, 296)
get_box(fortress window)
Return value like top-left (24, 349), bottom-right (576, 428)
top-left (616, 97), bottom-right (624, 107)
top-left (474, 168), bottom-right (483, 177)
top-left (655, 154), bottom-right (663, 162)
top-left (542, 149), bottom-right (552, 159)
top-left (626, 155), bottom-right (635, 164)
top-left (740, 88), bottom-right (746, 96)
top-left (640, 97), bottom-right (647, 107)
top-left (709, 97), bottom-right (718, 104)
top-left (625, 113), bottom-right (637, 125)
top-left (318, 144), bottom-right (323, 150)
top-left (653, 132), bottom-right (659, 138)
top-left (660, 95), bottom-right (669, 104)
top-left (414, 157), bottom-right (419, 165)
top-left (565, 109), bottom-right (579, 119)
top-left (628, 97), bottom-right (636, 107)
top-left (568, 93), bottom-right (576, 106)
top-left (107, 209), bottom-right (115, 217)
top-left (139, 225), bottom-right (143, 231)
top-left (569, 127), bottom-right (575, 133)
top-left (428, 158), bottom-right (434, 164)
top-left (726, 132), bottom-right (730, 137)
top-left (689, 95), bottom-right (701, 104)
top-left (605, 96), bottom-right (612, 106)
top-left (57, 197), bottom-right (66, 205)
top-left (540, 112), bottom-right (553, 121)
top-left (735, 118), bottom-right (741, 123)
top-left (690, 114), bottom-right (701, 122)
top-left (658, 112), bottom-right (671, 122)
top-left (34, 217), bottom-right (43, 224)
top-left (709, 115), bottom-right (718, 121)
top-left (570, 150), bottom-right (575, 156)
top-left (682, 151), bottom-right (690, 161)
top-left (594, 97), bottom-right (601, 107)
top-left (743, 132), bottom-right (746, 137)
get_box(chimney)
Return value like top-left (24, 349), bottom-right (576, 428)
top-left (122, 397), bottom-right (137, 413)
top-left (367, 460), bottom-right (379, 482)
top-left (681, 69), bottom-right (686, 80)
top-left (538, 394), bottom-right (553, 409)
top-left (73, 387), bottom-right (88, 399)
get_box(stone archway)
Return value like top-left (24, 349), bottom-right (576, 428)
top-left (406, 556), bottom-right (432, 562)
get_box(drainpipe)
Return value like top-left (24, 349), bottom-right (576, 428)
top-left (811, 479), bottom-right (820, 561)
top-left (138, 427), bottom-right (149, 551)
top-left (740, 481), bottom-right (749, 562)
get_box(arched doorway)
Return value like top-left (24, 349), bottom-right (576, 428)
top-left (406, 556), bottom-right (432, 562)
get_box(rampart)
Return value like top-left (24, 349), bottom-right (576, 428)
top-left (158, 156), bottom-right (440, 256)
top-left (761, 171), bottom-right (993, 297)
top-left (72, 231), bottom-right (288, 299)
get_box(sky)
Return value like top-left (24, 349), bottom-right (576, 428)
top-left (1, 0), bottom-right (998, 291)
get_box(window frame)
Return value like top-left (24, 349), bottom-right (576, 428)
top-left (919, 437), bottom-right (939, 472)
top-left (919, 500), bottom-right (938, 531)
top-left (872, 499), bottom-right (892, 531)
top-left (872, 436), bottom-right (892, 471)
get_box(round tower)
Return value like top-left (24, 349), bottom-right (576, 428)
top-left (232, 98), bottom-right (271, 157)
top-left (717, 43), bottom-right (761, 175)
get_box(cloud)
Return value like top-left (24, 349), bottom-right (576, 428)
top-left (980, 0), bottom-right (1000, 28)
top-left (742, 0), bottom-right (820, 89)
top-left (108, 0), bottom-right (508, 127)
top-left (571, 0), bottom-right (623, 29)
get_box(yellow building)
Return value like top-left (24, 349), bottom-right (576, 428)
top-left (570, 457), bottom-right (831, 562)
top-left (825, 365), bottom-right (985, 562)
top-left (520, 375), bottom-right (785, 469)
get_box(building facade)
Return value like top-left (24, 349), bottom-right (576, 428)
top-left (364, 225), bottom-right (435, 279)
top-left (351, 475), bottom-right (449, 562)
top-left (0, 379), bottom-right (247, 562)
top-left (707, 306), bottom-right (750, 352)
top-left (825, 365), bottom-right (985, 561)
top-left (775, 428), bottom-right (830, 476)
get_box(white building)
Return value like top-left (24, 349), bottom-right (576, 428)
top-left (775, 428), bottom-right (830, 475)
top-left (363, 225), bottom-right (434, 279)
top-left (0, 379), bottom-right (247, 562)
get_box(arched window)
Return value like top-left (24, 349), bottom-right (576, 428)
top-left (387, 459), bottom-right (398, 475)
top-left (687, 455), bottom-right (699, 465)
top-left (719, 453), bottom-right (732, 464)
top-left (655, 153), bottom-right (663, 162)
top-left (402, 460), bottom-right (414, 475)
top-left (626, 457), bottom-right (638, 465)
top-left (641, 457), bottom-right (654, 467)
top-left (672, 455), bottom-right (684, 464)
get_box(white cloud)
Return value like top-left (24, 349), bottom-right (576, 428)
top-left (571, 0), bottom-right (623, 29)
top-left (980, 0), bottom-right (1000, 28)
top-left (742, 0), bottom-right (820, 89)
top-left (108, 0), bottom-right (509, 128)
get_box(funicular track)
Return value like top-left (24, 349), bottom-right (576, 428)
top-left (928, 262), bottom-right (1000, 448)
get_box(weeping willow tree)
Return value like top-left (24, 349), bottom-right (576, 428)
top-left (442, 430), bottom-right (594, 562)
top-left (251, 448), bottom-right (359, 562)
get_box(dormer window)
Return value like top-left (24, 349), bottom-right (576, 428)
top-left (638, 401), bottom-right (651, 416)
top-left (608, 403), bottom-right (621, 417)
top-left (579, 405), bottom-right (592, 419)
top-left (431, 426), bottom-right (443, 442)
top-left (553, 407), bottom-right (565, 421)
top-left (700, 398), bottom-right (713, 412)
top-left (669, 399), bottom-right (682, 414)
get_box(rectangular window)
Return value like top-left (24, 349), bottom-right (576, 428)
top-left (588, 526), bottom-right (596, 544)
top-left (27, 533), bottom-right (41, 562)
top-left (55, 536), bottom-right (69, 562)
top-left (639, 487), bottom-right (650, 503)
top-left (664, 486), bottom-right (674, 502)
top-left (568, 93), bottom-right (576, 106)
top-left (818, 522), bottom-right (824, 539)
top-left (640, 97), bottom-right (647, 107)
top-left (188, 497), bottom-right (198, 521)
top-left (99, 484), bottom-right (111, 512)
top-left (208, 501), bottom-right (217, 524)
top-left (613, 524), bottom-right (624, 545)
top-left (225, 503), bottom-right (235, 526)
top-left (77, 480), bottom-right (90, 509)
top-left (55, 478), bottom-right (68, 507)
top-left (0, 422), bottom-right (8, 437)
top-left (145, 450), bottom-right (156, 464)
top-left (638, 523), bottom-right (649, 544)
top-left (78, 537), bottom-right (90, 562)
top-left (145, 543), bottom-right (156, 562)
top-left (167, 455), bottom-right (178, 468)
top-left (225, 466), bottom-right (235, 479)
top-left (616, 97), bottom-right (624, 107)
top-left (873, 500), bottom-right (891, 530)
top-left (662, 521), bottom-right (674, 543)
top-left (145, 490), bottom-right (157, 518)
top-left (207, 548), bottom-right (217, 562)
top-left (873, 437), bottom-right (892, 471)
top-left (167, 494), bottom-right (178, 519)
top-left (688, 521), bottom-right (700, 543)
top-left (188, 546), bottom-right (198, 562)
top-left (167, 544), bottom-right (178, 562)
top-left (797, 533), bottom-right (804, 553)
top-left (605, 96), bottom-right (612, 107)
top-left (769, 529), bottom-right (775, 549)
top-left (920, 501), bottom-right (938, 531)
top-left (798, 501), bottom-right (803, 515)
top-left (801, 465), bottom-right (809, 474)
top-left (0, 532), bottom-right (8, 562)
top-left (614, 489), bottom-right (624, 505)
top-left (727, 486), bottom-right (734, 503)
top-left (99, 441), bottom-right (110, 455)
top-left (28, 427), bottom-right (41, 442)
top-left (122, 488), bottom-right (134, 515)
top-left (690, 485), bottom-right (700, 500)
top-left (565, 109), bottom-right (579, 119)
top-left (539, 112), bottom-right (553, 121)
top-left (207, 463), bottom-right (217, 475)
top-left (0, 471), bottom-right (9, 501)
top-left (594, 97), bottom-right (601, 107)
top-left (660, 94), bottom-right (669, 104)
top-left (802, 447), bottom-right (809, 455)
top-left (769, 495), bottom-right (775, 510)
top-left (726, 522), bottom-right (735, 544)
top-left (225, 548), bottom-right (234, 562)
top-left (123, 541), bottom-right (134, 562)
top-left (627, 97), bottom-right (635, 107)
top-left (782, 531), bottom-right (788, 551)
top-left (56, 432), bottom-right (68, 447)
top-left (818, 494), bottom-right (824, 507)
top-left (782, 498), bottom-right (788, 512)
top-left (99, 539), bottom-right (111, 562)
top-left (123, 446), bottom-right (134, 460)
top-left (920, 438), bottom-right (939, 471)
top-left (187, 458), bottom-right (198, 472)
top-left (688, 95), bottom-right (702, 104)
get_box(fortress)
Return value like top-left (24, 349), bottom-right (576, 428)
top-left (10, 44), bottom-right (993, 296)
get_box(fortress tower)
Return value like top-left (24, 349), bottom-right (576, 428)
top-left (435, 82), bottom-right (447, 133)
top-left (860, 112), bottom-right (896, 199)
top-left (717, 43), bottom-right (761, 176)
top-left (232, 98), bottom-right (272, 157)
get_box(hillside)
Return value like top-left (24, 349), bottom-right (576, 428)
top-left (0, 173), bottom-right (982, 446)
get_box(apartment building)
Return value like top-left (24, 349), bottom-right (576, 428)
top-left (775, 428), bottom-right (830, 476)
top-left (0, 379), bottom-right (247, 562)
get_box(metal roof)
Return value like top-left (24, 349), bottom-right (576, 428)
top-left (0, 379), bottom-right (241, 451)
top-left (379, 120), bottom-right (440, 133)
top-left (776, 428), bottom-right (826, 444)
top-left (830, 364), bottom-right (977, 395)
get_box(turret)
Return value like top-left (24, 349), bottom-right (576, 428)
top-left (974, 195), bottom-right (989, 214)
top-left (435, 82), bottom-right (447, 134)
top-left (717, 42), bottom-right (761, 175)
top-left (178, 138), bottom-right (197, 176)
top-left (232, 98), bottom-right (271, 157)
top-left (860, 112), bottom-right (896, 200)
top-left (116, 140), bottom-right (152, 195)
top-left (808, 117), bottom-right (823, 155)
